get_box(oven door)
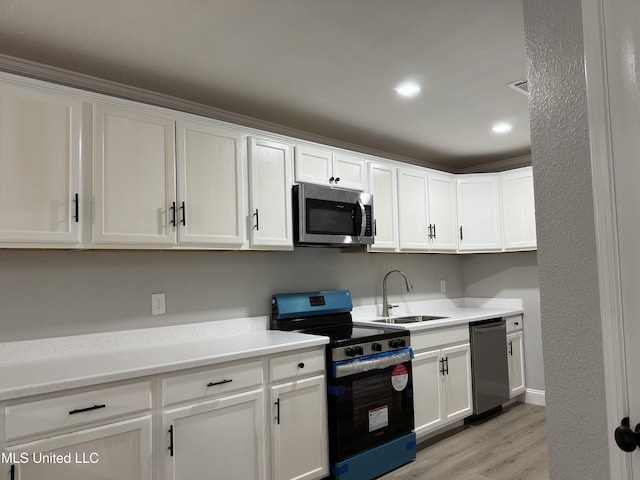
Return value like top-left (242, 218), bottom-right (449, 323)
top-left (328, 349), bottom-right (414, 462)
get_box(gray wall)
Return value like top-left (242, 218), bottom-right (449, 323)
top-left (524, 1), bottom-right (610, 478)
top-left (461, 251), bottom-right (543, 392)
top-left (0, 249), bottom-right (465, 341)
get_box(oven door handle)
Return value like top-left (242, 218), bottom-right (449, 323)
top-left (356, 198), bottom-right (367, 243)
top-left (334, 348), bottom-right (413, 378)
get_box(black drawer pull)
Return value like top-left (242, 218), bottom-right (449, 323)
top-left (207, 379), bottom-right (233, 387)
top-left (69, 404), bottom-right (106, 415)
top-left (298, 362), bottom-right (305, 369)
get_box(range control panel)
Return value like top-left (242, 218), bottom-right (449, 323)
top-left (332, 334), bottom-right (411, 362)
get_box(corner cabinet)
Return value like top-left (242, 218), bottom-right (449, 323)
top-left (501, 167), bottom-right (537, 251)
top-left (93, 101), bottom-right (177, 246)
top-left (456, 174), bottom-right (503, 252)
top-left (0, 77), bottom-right (84, 247)
top-left (248, 136), bottom-right (294, 250)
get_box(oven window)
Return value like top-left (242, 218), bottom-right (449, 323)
top-left (306, 198), bottom-right (356, 235)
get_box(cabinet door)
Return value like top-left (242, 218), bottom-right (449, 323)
top-left (398, 168), bottom-right (430, 251)
top-left (163, 389), bottom-right (265, 480)
top-left (456, 175), bottom-right (503, 252)
top-left (248, 136), bottom-right (293, 249)
top-left (93, 101), bottom-right (176, 245)
top-left (441, 343), bottom-right (473, 423)
top-left (270, 375), bottom-right (329, 480)
top-left (176, 119), bottom-right (245, 247)
top-left (0, 81), bottom-right (82, 245)
top-left (507, 331), bottom-right (526, 397)
top-left (332, 153), bottom-right (366, 190)
top-left (501, 167), bottom-right (537, 251)
top-left (294, 145), bottom-right (333, 186)
top-left (427, 170), bottom-right (458, 252)
top-left (413, 350), bottom-right (444, 437)
top-left (367, 162), bottom-right (398, 251)
top-left (4, 416), bottom-right (152, 480)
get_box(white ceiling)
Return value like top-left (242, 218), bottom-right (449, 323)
top-left (0, 0), bottom-right (530, 171)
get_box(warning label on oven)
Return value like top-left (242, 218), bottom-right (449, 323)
top-left (391, 364), bottom-right (409, 391)
top-left (368, 405), bottom-right (389, 432)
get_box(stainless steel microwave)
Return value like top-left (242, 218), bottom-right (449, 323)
top-left (293, 183), bottom-right (374, 246)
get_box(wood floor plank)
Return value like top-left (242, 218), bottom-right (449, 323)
top-left (379, 403), bottom-right (549, 480)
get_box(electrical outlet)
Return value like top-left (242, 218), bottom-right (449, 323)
top-left (440, 280), bottom-right (446, 293)
top-left (151, 293), bottom-right (166, 315)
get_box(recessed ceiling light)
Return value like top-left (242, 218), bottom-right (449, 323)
top-left (492, 122), bottom-right (513, 134)
top-left (394, 82), bottom-right (421, 98)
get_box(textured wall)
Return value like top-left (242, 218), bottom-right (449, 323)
top-left (523, 0), bottom-right (610, 478)
top-left (461, 251), bottom-right (543, 392)
top-left (0, 249), bottom-right (464, 341)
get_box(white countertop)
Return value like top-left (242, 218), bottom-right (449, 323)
top-left (0, 317), bottom-right (327, 401)
top-left (352, 297), bottom-right (524, 331)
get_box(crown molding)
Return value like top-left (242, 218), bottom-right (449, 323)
top-left (0, 53), bottom-right (451, 170)
top-left (455, 154), bottom-right (532, 173)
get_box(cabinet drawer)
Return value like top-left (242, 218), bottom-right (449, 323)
top-left (506, 315), bottom-right (524, 333)
top-left (161, 360), bottom-right (263, 406)
top-left (270, 348), bottom-right (325, 382)
top-left (4, 380), bottom-right (152, 441)
top-left (412, 325), bottom-right (469, 352)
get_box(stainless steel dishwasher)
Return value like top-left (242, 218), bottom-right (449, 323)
top-left (468, 318), bottom-right (510, 418)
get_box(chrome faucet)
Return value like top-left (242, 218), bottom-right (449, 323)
top-left (382, 270), bottom-right (414, 317)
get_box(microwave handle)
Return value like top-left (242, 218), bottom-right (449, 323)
top-left (357, 199), bottom-right (367, 242)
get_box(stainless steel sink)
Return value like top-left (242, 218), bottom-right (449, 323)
top-left (371, 315), bottom-right (448, 324)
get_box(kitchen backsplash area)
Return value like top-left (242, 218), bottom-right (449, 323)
top-left (0, 248), bottom-right (465, 341)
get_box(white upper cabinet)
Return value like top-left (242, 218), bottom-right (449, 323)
top-left (427, 170), bottom-right (458, 252)
top-left (0, 77), bottom-right (83, 246)
top-left (294, 145), bottom-right (366, 190)
top-left (248, 136), bottom-right (294, 250)
top-left (176, 118), bottom-right (246, 247)
top-left (367, 161), bottom-right (399, 251)
top-left (93, 101), bottom-right (177, 246)
top-left (456, 174), bottom-right (503, 252)
top-left (398, 167), bottom-right (430, 251)
top-left (501, 166), bottom-right (537, 251)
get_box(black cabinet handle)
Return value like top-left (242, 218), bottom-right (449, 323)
top-left (460, 226), bottom-right (464, 241)
top-left (433, 224), bottom-right (437, 239)
top-left (444, 357), bottom-right (449, 375)
top-left (207, 379), bottom-right (233, 387)
top-left (73, 193), bottom-right (79, 223)
top-left (253, 209), bottom-right (259, 230)
top-left (10, 464), bottom-right (15, 480)
top-left (170, 201), bottom-right (176, 227)
top-left (168, 425), bottom-right (174, 456)
top-left (335, 177), bottom-right (340, 183)
top-left (275, 398), bottom-right (281, 425)
top-left (615, 417), bottom-right (640, 452)
top-left (298, 362), bottom-right (305, 369)
top-left (69, 404), bottom-right (106, 415)
top-left (427, 224), bottom-right (433, 239)
top-left (329, 176), bottom-right (335, 183)
top-left (180, 202), bottom-right (186, 226)
top-left (508, 340), bottom-right (513, 356)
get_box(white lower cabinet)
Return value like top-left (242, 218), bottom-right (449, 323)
top-left (412, 327), bottom-right (472, 439)
top-left (3, 416), bottom-right (152, 480)
top-left (507, 331), bottom-right (526, 398)
top-left (270, 375), bottom-right (328, 480)
top-left (162, 389), bottom-right (265, 480)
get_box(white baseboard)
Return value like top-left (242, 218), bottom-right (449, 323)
top-left (524, 388), bottom-right (546, 406)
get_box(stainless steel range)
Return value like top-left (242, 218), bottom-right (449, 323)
top-left (271, 290), bottom-right (416, 480)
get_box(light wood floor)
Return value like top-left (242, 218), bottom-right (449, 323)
top-left (380, 403), bottom-right (549, 480)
